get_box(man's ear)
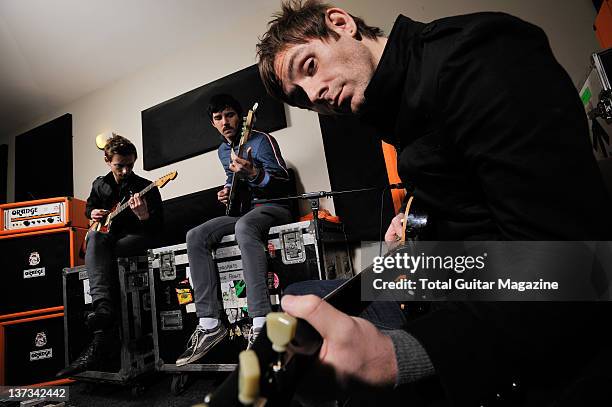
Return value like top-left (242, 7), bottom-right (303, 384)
top-left (325, 8), bottom-right (358, 37)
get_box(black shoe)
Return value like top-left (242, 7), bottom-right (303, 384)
top-left (56, 331), bottom-right (109, 378)
top-left (85, 311), bottom-right (113, 331)
top-left (175, 324), bottom-right (228, 366)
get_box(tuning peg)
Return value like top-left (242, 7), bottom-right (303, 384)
top-left (238, 350), bottom-right (260, 405)
top-left (266, 312), bottom-right (297, 353)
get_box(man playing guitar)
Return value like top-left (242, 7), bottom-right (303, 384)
top-left (57, 134), bottom-right (163, 376)
top-left (175, 94), bottom-right (292, 366)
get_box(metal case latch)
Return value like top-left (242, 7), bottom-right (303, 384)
top-left (279, 228), bottom-right (306, 264)
top-left (160, 252), bottom-right (176, 281)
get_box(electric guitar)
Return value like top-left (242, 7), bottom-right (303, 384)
top-left (226, 103), bottom-right (258, 217)
top-left (202, 199), bottom-right (429, 406)
top-left (80, 171), bottom-right (178, 256)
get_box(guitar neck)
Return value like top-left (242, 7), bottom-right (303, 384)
top-left (108, 182), bottom-right (155, 221)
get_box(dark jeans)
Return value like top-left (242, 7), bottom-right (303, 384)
top-left (283, 279), bottom-right (408, 330)
top-left (85, 230), bottom-right (156, 305)
top-left (186, 205), bottom-right (292, 319)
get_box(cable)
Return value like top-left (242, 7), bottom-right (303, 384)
top-left (379, 185), bottom-right (391, 257)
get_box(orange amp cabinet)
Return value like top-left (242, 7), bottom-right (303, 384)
top-left (0, 312), bottom-right (71, 386)
top-left (0, 227), bottom-right (86, 319)
top-left (0, 225), bottom-right (86, 386)
top-left (0, 197), bottom-right (88, 236)
top-left (0, 198), bottom-right (87, 385)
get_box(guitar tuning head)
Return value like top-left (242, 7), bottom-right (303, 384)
top-left (252, 102), bottom-right (259, 112)
top-left (238, 350), bottom-right (260, 405)
top-left (266, 312), bottom-right (297, 353)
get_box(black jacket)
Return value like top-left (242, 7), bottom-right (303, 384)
top-left (361, 13), bottom-right (612, 406)
top-left (85, 172), bottom-right (163, 236)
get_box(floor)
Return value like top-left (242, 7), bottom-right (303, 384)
top-left (0, 373), bottom-right (226, 407)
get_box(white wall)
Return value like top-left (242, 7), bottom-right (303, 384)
top-left (2, 0), bottom-right (600, 222)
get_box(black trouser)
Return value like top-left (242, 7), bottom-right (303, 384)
top-left (85, 230), bottom-right (156, 306)
top-left (186, 205), bottom-right (292, 319)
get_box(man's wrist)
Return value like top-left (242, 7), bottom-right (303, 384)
top-left (384, 330), bottom-right (435, 386)
top-left (247, 167), bottom-right (261, 182)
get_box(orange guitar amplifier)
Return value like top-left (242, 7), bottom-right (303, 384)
top-left (0, 197), bottom-right (88, 236)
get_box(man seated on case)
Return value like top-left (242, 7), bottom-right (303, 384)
top-left (175, 94), bottom-right (292, 366)
top-left (58, 134), bottom-right (163, 377)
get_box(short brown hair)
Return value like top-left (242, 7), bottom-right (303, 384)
top-left (104, 133), bottom-right (137, 160)
top-left (256, 0), bottom-right (383, 105)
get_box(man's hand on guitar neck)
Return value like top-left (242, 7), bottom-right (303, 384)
top-left (281, 294), bottom-right (398, 389)
top-left (229, 147), bottom-right (259, 180)
top-left (128, 192), bottom-right (149, 221)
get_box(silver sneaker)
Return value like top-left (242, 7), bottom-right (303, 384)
top-left (246, 326), bottom-right (262, 350)
top-left (175, 324), bottom-right (228, 366)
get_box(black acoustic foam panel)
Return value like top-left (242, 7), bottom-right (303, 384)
top-left (0, 144), bottom-right (7, 203)
top-left (141, 65), bottom-right (287, 171)
top-left (318, 115), bottom-right (395, 242)
top-left (15, 114), bottom-right (73, 202)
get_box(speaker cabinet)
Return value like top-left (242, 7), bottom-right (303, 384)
top-left (0, 227), bottom-right (86, 318)
top-left (0, 312), bottom-right (65, 385)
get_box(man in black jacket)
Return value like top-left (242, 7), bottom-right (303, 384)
top-left (257, 1), bottom-right (612, 405)
top-left (58, 134), bottom-right (163, 377)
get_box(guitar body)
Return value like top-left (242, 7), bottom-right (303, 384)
top-left (79, 213), bottom-right (113, 258)
top-left (89, 215), bottom-right (112, 234)
top-left (225, 179), bottom-right (252, 217)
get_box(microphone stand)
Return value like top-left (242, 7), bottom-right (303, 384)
top-left (252, 187), bottom-right (379, 280)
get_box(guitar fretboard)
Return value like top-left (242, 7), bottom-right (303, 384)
top-left (108, 181), bottom-right (155, 221)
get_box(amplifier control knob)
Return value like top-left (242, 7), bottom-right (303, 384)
top-left (24, 221), bottom-right (30, 226)
top-left (47, 217), bottom-right (54, 223)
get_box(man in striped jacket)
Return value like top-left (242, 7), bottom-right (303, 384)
top-left (176, 94), bottom-right (293, 366)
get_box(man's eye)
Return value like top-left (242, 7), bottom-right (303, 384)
top-left (306, 59), bottom-right (316, 75)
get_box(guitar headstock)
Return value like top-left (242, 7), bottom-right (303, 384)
top-left (239, 103), bottom-right (258, 145)
top-left (155, 171), bottom-right (178, 188)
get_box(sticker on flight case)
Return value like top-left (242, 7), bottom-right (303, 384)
top-left (267, 272), bottom-right (280, 289)
top-left (186, 303), bottom-right (196, 313)
top-left (267, 242), bottom-right (276, 258)
top-left (176, 281), bottom-right (193, 305)
top-left (83, 279), bottom-right (92, 304)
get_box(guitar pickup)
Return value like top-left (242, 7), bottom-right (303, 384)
top-left (160, 252), bottom-right (176, 281)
